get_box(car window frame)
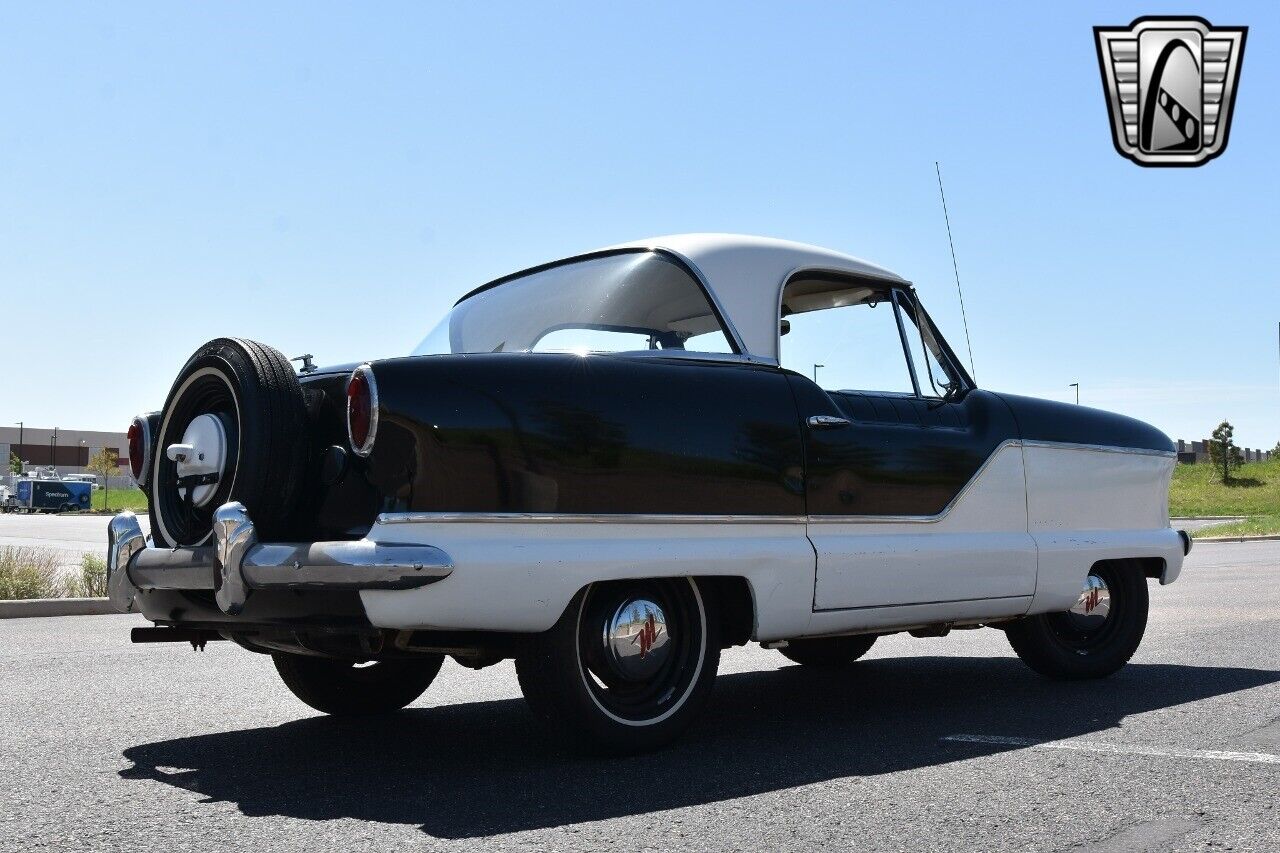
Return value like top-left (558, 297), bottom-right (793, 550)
top-left (777, 270), bottom-right (973, 400)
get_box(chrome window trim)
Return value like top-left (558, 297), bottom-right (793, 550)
top-left (775, 265), bottom-right (912, 374)
top-left (604, 350), bottom-right (765, 366)
top-left (645, 245), bottom-right (763, 363)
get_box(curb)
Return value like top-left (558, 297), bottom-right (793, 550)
top-left (1193, 534), bottom-right (1280, 544)
top-left (0, 598), bottom-right (117, 619)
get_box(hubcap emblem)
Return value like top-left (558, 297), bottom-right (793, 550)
top-left (1069, 574), bottom-right (1111, 626)
top-left (604, 598), bottom-right (671, 680)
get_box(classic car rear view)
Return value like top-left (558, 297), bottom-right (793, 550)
top-left (108, 234), bottom-right (1190, 753)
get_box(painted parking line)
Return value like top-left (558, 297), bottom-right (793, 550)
top-left (941, 734), bottom-right (1280, 765)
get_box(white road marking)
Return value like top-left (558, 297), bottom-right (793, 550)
top-left (942, 734), bottom-right (1280, 765)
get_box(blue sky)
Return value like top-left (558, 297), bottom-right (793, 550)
top-left (2, 2), bottom-right (1277, 448)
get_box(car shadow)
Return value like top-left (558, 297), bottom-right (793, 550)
top-left (119, 657), bottom-right (1279, 839)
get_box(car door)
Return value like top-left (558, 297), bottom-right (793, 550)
top-left (777, 274), bottom-right (1036, 618)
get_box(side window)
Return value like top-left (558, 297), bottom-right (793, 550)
top-left (778, 277), bottom-right (916, 394)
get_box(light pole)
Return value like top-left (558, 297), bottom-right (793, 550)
top-left (12, 421), bottom-right (21, 473)
top-left (813, 364), bottom-right (824, 384)
top-left (50, 427), bottom-right (58, 469)
top-left (1069, 383), bottom-right (1079, 405)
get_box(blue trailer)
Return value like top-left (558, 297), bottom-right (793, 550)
top-left (10, 478), bottom-right (93, 513)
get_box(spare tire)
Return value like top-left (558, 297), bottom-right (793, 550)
top-left (149, 338), bottom-right (308, 547)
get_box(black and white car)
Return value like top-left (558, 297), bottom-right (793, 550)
top-left (109, 234), bottom-right (1189, 752)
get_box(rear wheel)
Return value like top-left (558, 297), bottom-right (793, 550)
top-left (272, 653), bottom-right (445, 715)
top-left (516, 578), bottom-right (719, 754)
top-left (779, 634), bottom-right (877, 667)
top-left (1005, 560), bottom-right (1148, 679)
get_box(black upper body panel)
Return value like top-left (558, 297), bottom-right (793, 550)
top-left (291, 355), bottom-right (1170, 537)
top-left (993, 392), bottom-right (1174, 454)
top-left (786, 380), bottom-right (1019, 516)
top-left (327, 353), bottom-right (807, 523)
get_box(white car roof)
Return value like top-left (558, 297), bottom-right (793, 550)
top-left (604, 233), bottom-right (909, 363)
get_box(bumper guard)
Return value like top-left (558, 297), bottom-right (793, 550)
top-left (107, 502), bottom-right (452, 615)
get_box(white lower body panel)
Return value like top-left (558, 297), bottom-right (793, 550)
top-left (1023, 443), bottom-right (1183, 613)
top-left (361, 518), bottom-right (817, 641)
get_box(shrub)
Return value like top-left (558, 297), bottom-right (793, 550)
top-left (0, 547), bottom-right (65, 600)
top-left (67, 553), bottom-right (108, 598)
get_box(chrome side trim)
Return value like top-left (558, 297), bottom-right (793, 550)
top-left (814, 593), bottom-right (1031, 614)
top-left (1019, 439), bottom-right (1175, 459)
top-left (377, 512), bottom-right (808, 526)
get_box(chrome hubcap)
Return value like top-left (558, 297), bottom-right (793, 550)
top-left (603, 598), bottom-right (671, 680)
top-left (1068, 574), bottom-right (1111, 629)
top-left (168, 413), bottom-right (228, 508)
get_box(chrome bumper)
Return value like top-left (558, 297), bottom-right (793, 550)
top-left (107, 502), bottom-right (452, 616)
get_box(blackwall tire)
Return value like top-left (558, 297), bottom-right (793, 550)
top-left (779, 634), bottom-right (877, 667)
top-left (1005, 560), bottom-right (1149, 680)
top-left (272, 653), bottom-right (445, 715)
top-left (149, 338), bottom-right (308, 547)
top-left (515, 578), bottom-right (720, 754)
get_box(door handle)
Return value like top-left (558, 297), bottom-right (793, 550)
top-left (807, 415), bottom-right (851, 429)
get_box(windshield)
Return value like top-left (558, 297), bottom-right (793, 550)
top-left (414, 251), bottom-right (736, 356)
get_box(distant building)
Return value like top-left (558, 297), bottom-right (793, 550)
top-left (0, 425), bottom-right (133, 487)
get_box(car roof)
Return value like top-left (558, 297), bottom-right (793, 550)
top-left (604, 233), bottom-right (909, 363)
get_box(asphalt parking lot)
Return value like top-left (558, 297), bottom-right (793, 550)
top-left (2, 541), bottom-right (1277, 852)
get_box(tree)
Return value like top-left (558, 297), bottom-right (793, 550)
top-left (8, 452), bottom-right (19, 476)
top-left (86, 448), bottom-right (119, 511)
top-left (1209, 421), bottom-right (1243, 484)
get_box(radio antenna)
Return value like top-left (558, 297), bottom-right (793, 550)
top-left (935, 162), bottom-right (976, 381)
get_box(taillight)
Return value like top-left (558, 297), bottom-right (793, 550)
top-left (127, 414), bottom-right (155, 487)
top-left (347, 364), bottom-right (379, 457)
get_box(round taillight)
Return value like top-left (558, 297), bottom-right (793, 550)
top-left (346, 364), bottom-right (378, 457)
top-left (127, 418), bottom-right (146, 482)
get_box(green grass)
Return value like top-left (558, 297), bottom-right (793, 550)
top-left (1194, 515), bottom-right (1280, 539)
top-left (91, 487), bottom-right (148, 513)
top-left (1168, 458), bottom-right (1280, 518)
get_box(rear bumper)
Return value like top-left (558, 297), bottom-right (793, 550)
top-left (107, 502), bottom-right (453, 617)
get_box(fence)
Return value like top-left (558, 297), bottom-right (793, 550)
top-left (1174, 440), bottom-right (1274, 465)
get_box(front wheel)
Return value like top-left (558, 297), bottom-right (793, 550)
top-left (1005, 560), bottom-right (1148, 679)
top-left (516, 578), bottom-right (720, 754)
top-left (272, 653), bottom-right (445, 715)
